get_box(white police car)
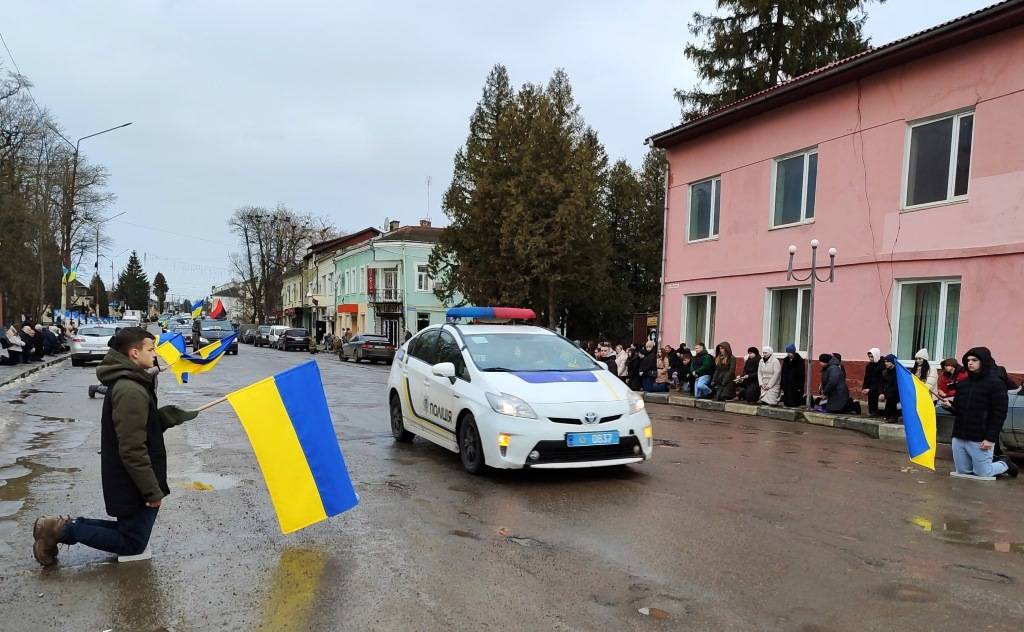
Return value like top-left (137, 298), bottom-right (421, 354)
top-left (386, 307), bottom-right (653, 473)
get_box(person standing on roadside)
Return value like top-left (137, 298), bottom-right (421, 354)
top-left (31, 328), bottom-right (200, 566)
top-left (861, 348), bottom-right (885, 417)
top-left (941, 347), bottom-right (1018, 479)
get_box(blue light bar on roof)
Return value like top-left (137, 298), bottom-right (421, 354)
top-left (446, 307), bottom-right (537, 320)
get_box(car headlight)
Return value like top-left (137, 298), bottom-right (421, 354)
top-left (627, 390), bottom-right (646, 415)
top-left (485, 392), bottom-right (538, 419)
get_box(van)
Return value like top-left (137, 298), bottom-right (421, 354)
top-left (268, 325), bottom-right (289, 347)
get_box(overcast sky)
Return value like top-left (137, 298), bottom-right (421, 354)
top-left (0, 0), bottom-right (995, 304)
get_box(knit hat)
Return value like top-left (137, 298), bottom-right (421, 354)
top-left (785, 343), bottom-right (796, 353)
top-left (914, 348), bottom-right (930, 361)
top-left (747, 346), bottom-right (759, 355)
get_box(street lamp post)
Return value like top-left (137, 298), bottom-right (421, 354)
top-left (55, 122), bottom-right (133, 316)
top-left (90, 211), bottom-right (127, 314)
top-left (786, 239), bottom-right (837, 409)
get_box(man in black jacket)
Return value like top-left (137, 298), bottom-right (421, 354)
top-left (32, 328), bottom-right (199, 565)
top-left (942, 347), bottom-right (1018, 479)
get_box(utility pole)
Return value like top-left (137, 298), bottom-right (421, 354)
top-left (786, 240), bottom-right (837, 408)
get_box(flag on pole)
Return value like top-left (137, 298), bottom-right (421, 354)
top-left (62, 265), bottom-right (78, 283)
top-left (887, 354), bottom-right (937, 471)
top-left (209, 298), bottom-right (226, 320)
top-left (156, 332), bottom-right (236, 384)
top-left (225, 361), bottom-right (358, 533)
top-left (191, 298), bottom-right (205, 319)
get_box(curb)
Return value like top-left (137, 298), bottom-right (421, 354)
top-left (0, 354), bottom-right (71, 389)
top-left (643, 392), bottom-right (932, 445)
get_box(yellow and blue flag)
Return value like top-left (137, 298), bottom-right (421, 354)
top-left (226, 361), bottom-right (358, 533)
top-left (888, 354), bottom-right (937, 471)
top-left (190, 298), bottom-right (205, 319)
top-left (156, 332), bottom-right (236, 384)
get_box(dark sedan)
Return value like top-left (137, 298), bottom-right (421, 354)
top-left (276, 328), bottom-right (311, 351)
top-left (339, 334), bottom-right (395, 364)
top-left (254, 325), bottom-right (272, 347)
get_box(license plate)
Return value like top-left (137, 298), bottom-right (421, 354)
top-left (566, 431), bottom-right (620, 447)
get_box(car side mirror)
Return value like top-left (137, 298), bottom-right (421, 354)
top-left (432, 362), bottom-right (457, 383)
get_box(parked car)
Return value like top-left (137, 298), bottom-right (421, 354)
top-left (936, 386), bottom-right (1024, 451)
top-left (238, 323), bottom-right (259, 344)
top-left (71, 325), bottom-right (117, 366)
top-left (339, 334), bottom-right (395, 364)
top-left (192, 319), bottom-right (239, 354)
top-left (267, 325), bottom-right (288, 348)
top-left (276, 328), bottom-right (311, 351)
top-left (170, 323), bottom-right (194, 346)
top-left (254, 325), bottom-right (273, 347)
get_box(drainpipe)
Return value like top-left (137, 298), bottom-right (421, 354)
top-left (656, 162), bottom-right (670, 346)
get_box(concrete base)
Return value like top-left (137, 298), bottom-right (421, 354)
top-left (834, 416), bottom-right (883, 439)
top-left (724, 402), bottom-right (759, 416)
top-left (758, 406), bottom-right (801, 422)
top-left (668, 395), bottom-right (695, 407)
top-left (877, 423), bottom-right (907, 442)
top-left (695, 399), bottom-right (726, 411)
top-left (803, 412), bottom-right (836, 428)
top-left (949, 472), bottom-right (997, 482)
top-left (117, 547), bottom-right (152, 562)
top-left (643, 393), bottom-right (670, 404)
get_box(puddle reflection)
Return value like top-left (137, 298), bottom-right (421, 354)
top-left (910, 515), bottom-right (1023, 555)
top-left (258, 547), bottom-right (329, 631)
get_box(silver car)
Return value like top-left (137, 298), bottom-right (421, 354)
top-left (71, 326), bottom-right (116, 366)
top-left (936, 387), bottom-right (1024, 450)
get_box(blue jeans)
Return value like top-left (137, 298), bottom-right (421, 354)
top-left (642, 377), bottom-right (668, 392)
top-left (59, 506), bottom-right (159, 556)
top-left (952, 438), bottom-right (1008, 477)
top-left (694, 375), bottom-right (712, 398)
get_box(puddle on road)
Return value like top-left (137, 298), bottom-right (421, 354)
top-left (910, 516), bottom-right (1023, 555)
top-left (172, 472), bottom-right (239, 491)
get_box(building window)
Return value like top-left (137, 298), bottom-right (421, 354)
top-left (767, 287), bottom-right (810, 352)
top-left (688, 177), bottom-right (720, 242)
top-left (416, 264), bottom-right (433, 292)
top-left (359, 266), bottom-right (365, 293)
top-left (904, 110), bottom-right (973, 208)
top-left (683, 293), bottom-right (716, 348)
top-left (894, 279), bottom-right (960, 359)
top-left (771, 148), bottom-right (817, 228)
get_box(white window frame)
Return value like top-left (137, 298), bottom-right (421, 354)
top-left (769, 147), bottom-right (818, 229)
top-left (686, 176), bottom-right (721, 243)
top-left (764, 286), bottom-right (811, 355)
top-left (901, 109), bottom-right (974, 211)
top-left (680, 293), bottom-right (716, 347)
top-left (890, 277), bottom-right (961, 359)
top-left (416, 263), bottom-right (433, 292)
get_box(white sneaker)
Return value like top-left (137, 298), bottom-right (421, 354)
top-left (117, 547), bottom-right (152, 562)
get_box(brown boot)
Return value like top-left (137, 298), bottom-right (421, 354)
top-left (32, 516), bottom-right (69, 567)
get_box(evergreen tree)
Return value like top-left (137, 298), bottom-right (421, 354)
top-left (153, 272), bottom-right (169, 313)
top-left (675, 0), bottom-right (883, 120)
top-left (89, 274), bottom-right (111, 318)
top-left (117, 251), bottom-right (150, 312)
top-left (633, 147), bottom-right (667, 313)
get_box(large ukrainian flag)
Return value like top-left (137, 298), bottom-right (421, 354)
top-left (888, 354), bottom-right (937, 471)
top-left (226, 361), bottom-right (358, 533)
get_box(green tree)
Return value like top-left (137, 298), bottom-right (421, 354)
top-left (675, 0), bottom-right (883, 120)
top-left (152, 272), bottom-right (168, 312)
top-left (116, 251), bottom-right (150, 312)
top-left (89, 274), bottom-right (110, 318)
top-left (632, 147), bottom-right (667, 314)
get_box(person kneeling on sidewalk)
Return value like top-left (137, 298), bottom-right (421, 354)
top-left (941, 347), bottom-right (1018, 479)
top-left (32, 327), bottom-right (200, 566)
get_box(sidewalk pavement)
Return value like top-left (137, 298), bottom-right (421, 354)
top-left (642, 391), bottom-right (956, 445)
top-left (0, 353), bottom-right (70, 388)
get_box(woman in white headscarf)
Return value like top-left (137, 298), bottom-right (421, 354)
top-left (757, 346), bottom-right (782, 405)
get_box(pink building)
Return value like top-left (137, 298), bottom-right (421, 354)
top-left (649, 1), bottom-right (1024, 382)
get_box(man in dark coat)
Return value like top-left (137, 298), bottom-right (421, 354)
top-left (780, 344), bottom-right (805, 407)
top-left (942, 347), bottom-right (1018, 478)
top-left (32, 328), bottom-right (199, 565)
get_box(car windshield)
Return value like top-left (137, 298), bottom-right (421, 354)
top-left (80, 327), bottom-right (115, 336)
top-left (462, 332), bottom-right (600, 372)
top-left (286, 329), bottom-right (308, 336)
top-left (201, 320), bottom-right (231, 331)
top-left (258, 326), bottom-right (271, 333)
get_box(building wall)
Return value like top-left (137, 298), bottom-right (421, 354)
top-left (661, 25), bottom-right (1024, 373)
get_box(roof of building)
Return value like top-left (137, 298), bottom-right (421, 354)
top-left (377, 225), bottom-right (444, 244)
top-left (649, 0), bottom-right (1024, 148)
top-left (309, 227), bottom-right (382, 255)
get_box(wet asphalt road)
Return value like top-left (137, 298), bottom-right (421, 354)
top-left (1, 346), bottom-right (1023, 631)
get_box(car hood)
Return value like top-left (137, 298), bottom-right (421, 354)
top-left (201, 330), bottom-right (234, 339)
top-left (480, 370), bottom-right (626, 404)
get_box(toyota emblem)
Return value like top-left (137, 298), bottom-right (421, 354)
top-left (583, 412), bottom-right (599, 425)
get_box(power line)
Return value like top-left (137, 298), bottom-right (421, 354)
top-left (114, 219), bottom-right (236, 247)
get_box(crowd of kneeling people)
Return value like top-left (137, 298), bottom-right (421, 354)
top-left (0, 319), bottom-right (72, 365)
top-left (586, 340), bottom-right (1019, 479)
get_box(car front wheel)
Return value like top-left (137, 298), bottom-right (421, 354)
top-left (390, 394), bottom-right (414, 442)
top-left (458, 415), bottom-right (486, 474)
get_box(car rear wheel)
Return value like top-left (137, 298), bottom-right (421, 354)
top-left (458, 415), bottom-right (486, 474)
top-left (390, 394), bottom-right (414, 442)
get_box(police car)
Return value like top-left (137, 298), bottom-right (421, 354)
top-left (386, 307), bottom-right (653, 473)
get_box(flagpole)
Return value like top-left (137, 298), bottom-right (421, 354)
top-left (193, 396), bottom-right (228, 412)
